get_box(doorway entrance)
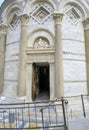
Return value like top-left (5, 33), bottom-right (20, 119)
top-left (32, 63), bottom-right (50, 101)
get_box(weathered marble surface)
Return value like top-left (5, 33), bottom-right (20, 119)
top-left (0, 0), bottom-right (88, 99)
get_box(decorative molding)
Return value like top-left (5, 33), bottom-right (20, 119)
top-left (28, 30), bottom-right (54, 47)
top-left (6, 41), bottom-right (20, 46)
top-left (33, 37), bottom-right (49, 48)
top-left (64, 80), bottom-right (87, 83)
top-left (30, 4), bottom-right (52, 24)
top-left (83, 18), bottom-right (89, 30)
top-left (53, 12), bottom-right (64, 24)
top-left (0, 24), bottom-right (8, 34)
top-left (63, 58), bottom-right (86, 62)
top-left (5, 60), bottom-right (19, 63)
top-left (4, 79), bottom-right (18, 82)
top-left (27, 53), bottom-right (54, 64)
top-left (62, 38), bottom-right (85, 43)
top-left (63, 51), bottom-right (85, 56)
top-left (8, 11), bottom-right (20, 30)
top-left (19, 14), bottom-right (29, 25)
top-left (26, 48), bottom-right (55, 54)
top-left (64, 5), bottom-right (82, 26)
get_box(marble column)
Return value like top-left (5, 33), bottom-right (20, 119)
top-left (0, 24), bottom-right (7, 94)
top-left (18, 14), bottom-right (29, 96)
top-left (50, 63), bottom-right (55, 99)
top-left (26, 63), bottom-right (32, 101)
top-left (83, 18), bottom-right (89, 95)
top-left (53, 12), bottom-right (64, 98)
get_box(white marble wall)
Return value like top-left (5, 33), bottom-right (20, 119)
top-left (2, 1), bottom-right (88, 98)
top-left (3, 25), bottom-right (21, 97)
top-left (62, 15), bottom-right (87, 96)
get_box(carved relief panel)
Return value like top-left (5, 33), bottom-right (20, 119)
top-left (8, 10), bottom-right (20, 30)
top-left (63, 5), bottom-right (82, 26)
top-left (30, 4), bottom-right (52, 24)
top-left (33, 37), bottom-right (49, 48)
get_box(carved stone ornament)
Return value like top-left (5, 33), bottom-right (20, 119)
top-left (31, 5), bottom-right (51, 24)
top-left (8, 10), bottom-right (20, 30)
top-left (0, 24), bottom-right (7, 34)
top-left (19, 14), bottom-right (29, 25)
top-left (53, 12), bottom-right (64, 24)
top-left (33, 37), bottom-right (49, 48)
top-left (82, 18), bottom-right (89, 29)
top-left (64, 5), bottom-right (82, 26)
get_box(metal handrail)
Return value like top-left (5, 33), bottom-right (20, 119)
top-left (40, 97), bottom-right (68, 130)
top-left (40, 97), bottom-right (61, 112)
top-left (0, 95), bottom-right (88, 129)
top-left (0, 98), bottom-right (68, 129)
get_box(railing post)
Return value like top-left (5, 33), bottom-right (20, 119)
top-left (18, 112), bottom-right (20, 130)
top-left (40, 109), bottom-right (44, 130)
top-left (81, 95), bottom-right (86, 118)
top-left (61, 97), bottom-right (68, 130)
top-left (3, 111), bottom-right (5, 130)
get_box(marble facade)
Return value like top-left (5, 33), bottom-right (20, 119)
top-left (0, 0), bottom-right (89, 101)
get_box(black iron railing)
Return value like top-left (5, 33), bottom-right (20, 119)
top-left (40, 97), bottom-right (68, 130)
top-left (65, 94), bottom-right (89, 119)
top-left (0, 98), bottom-right (68, 129)
top-left (0, 94), bottom-right (89, 129)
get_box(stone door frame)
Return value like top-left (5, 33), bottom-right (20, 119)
top-left (26, 49), bottom-right (55, 101)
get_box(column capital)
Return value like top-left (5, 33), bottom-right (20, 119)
top-left (53, 12), bottom-right (64, 24)
top-left (0, 24), bottom-right (8, 34)
top-left (83, 18), bottom-right (89, 30)
top-left (19, 14), bottom-right (29, 25)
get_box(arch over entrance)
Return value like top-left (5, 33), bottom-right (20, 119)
top-left (26, 29), bottom-right (55, 101)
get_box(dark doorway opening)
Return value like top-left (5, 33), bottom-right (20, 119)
top-left (32, 63), bottom-right (50, 101)
top-left (39, 66), bottom-right (49, 95)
